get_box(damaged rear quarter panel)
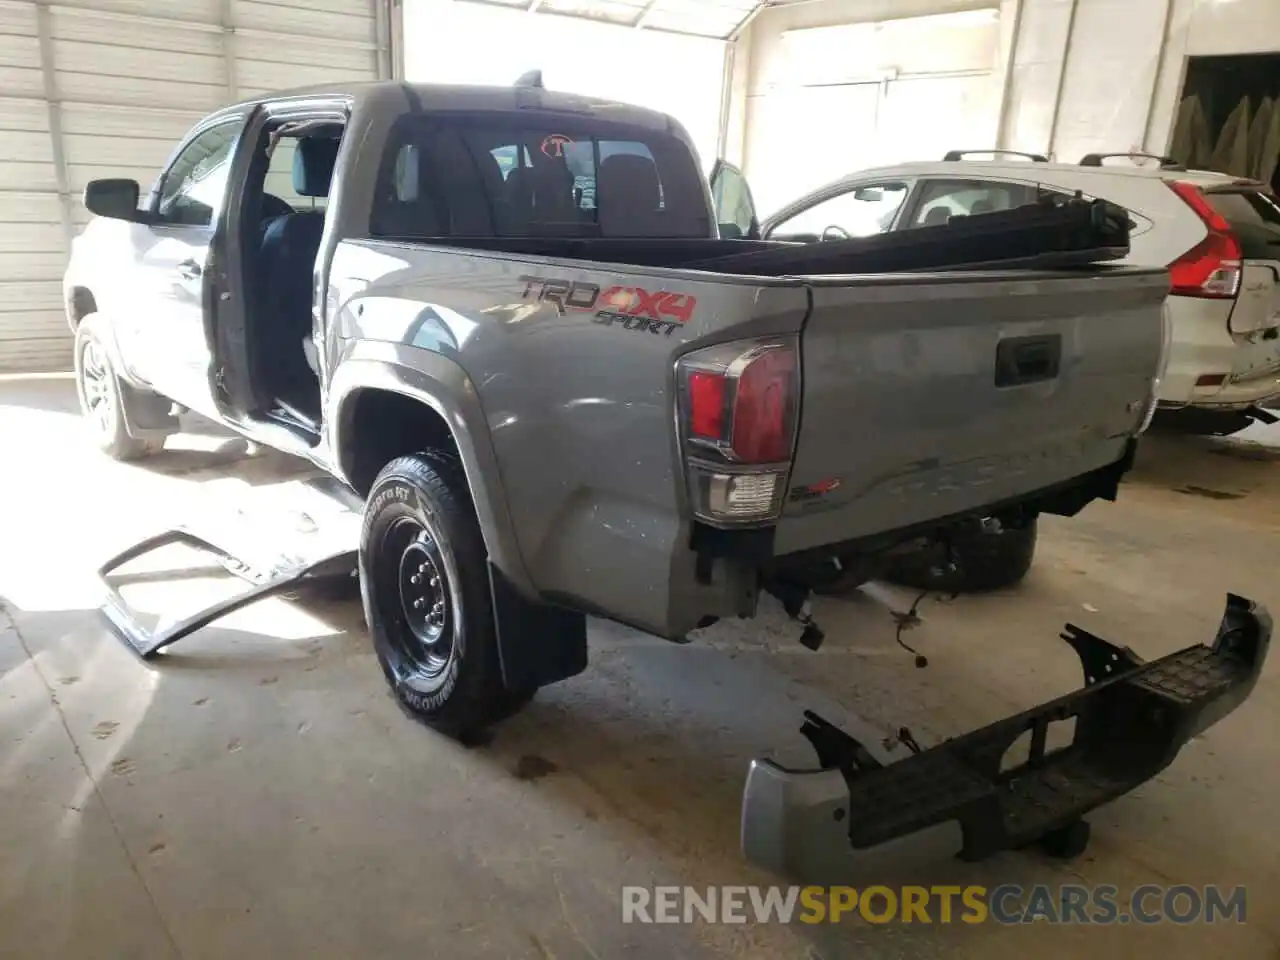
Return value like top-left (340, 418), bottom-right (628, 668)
top-left (332, 238), bottom-right (808, 635)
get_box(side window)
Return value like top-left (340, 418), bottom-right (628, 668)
top-left (906, 179), bottom-right (1039, 228)
top-left (489, 144), bottom-right (532, 182)
top-left (156, 121), bottom-right (243, 226)
top-left (394, 143), bottom-right (421, 201)
top-left (710, 160), bottom-right (757, 239)
top-left (768, 182), bottom-right (908, 241)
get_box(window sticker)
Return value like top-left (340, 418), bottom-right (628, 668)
top-left (541, 134), bottom-right (574, 159)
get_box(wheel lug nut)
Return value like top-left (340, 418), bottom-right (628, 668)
top-left (410, 574), bottom-right (420, 585)
top-left (413, 598), bottom-right (425, 610)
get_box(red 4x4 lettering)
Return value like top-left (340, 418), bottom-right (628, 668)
top-left (599, 286), bottom-right (697, 324)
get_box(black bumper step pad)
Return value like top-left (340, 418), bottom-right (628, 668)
top-left (805, 594), bottom-right (1269, 862)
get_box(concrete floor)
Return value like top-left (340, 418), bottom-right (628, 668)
top-left (2, 375), bottom-right (1278, 960)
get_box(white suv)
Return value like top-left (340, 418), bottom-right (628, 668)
top-left (762, 151), bottom-right (1280, 434)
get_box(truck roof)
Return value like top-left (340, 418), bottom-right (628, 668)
top-left (220, 80), bottom-right (677, 136)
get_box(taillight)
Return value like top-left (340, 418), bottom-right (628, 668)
top-left (1166, 181), bottom-right (1242, 299)
top-left (677, 337), bottom-right (800, 525)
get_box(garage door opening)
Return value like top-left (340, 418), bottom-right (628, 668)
top-left (402, 1), bottom-right (728, 173)
top-left (743, 7), bottom-right (1003, 216)
top-left (1172, 53), bottom-right (1280, 191)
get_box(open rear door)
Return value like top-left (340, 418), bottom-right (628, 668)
top-left (709, 159), bottom-right (761, 240)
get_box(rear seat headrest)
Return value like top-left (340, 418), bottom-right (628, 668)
top-left (597, 154), bottom-right (661, 213)
top-left (293, 138), bottom-right (340, 198)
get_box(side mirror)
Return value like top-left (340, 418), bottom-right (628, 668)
top-left (84, 179), bottom-right (141, 221)
top-left (852, 187), bottom-right (884, 202)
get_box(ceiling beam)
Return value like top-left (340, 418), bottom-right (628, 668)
top-left (728, 1), bottom-right (769, 41)
top-left (632, 0), bottom-right (659, 28)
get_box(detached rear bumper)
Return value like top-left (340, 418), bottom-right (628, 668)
top-left (743, 594), bottom-right (1270, 878)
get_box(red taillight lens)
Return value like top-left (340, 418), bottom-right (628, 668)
top-left (1166, 181), bottom-right (1242, 299)
top-left (677, 338), bottom-right (800, 525)
top-left (679, 340), bottom-right (799, 464)
top-left (731, 347), bottom-right (796, 462)
top-left (687, 371), bottom-right (726, 440)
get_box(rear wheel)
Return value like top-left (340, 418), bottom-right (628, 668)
top-left (360, 451), bottom-right (533, 738)
top-left (885, 518), bottom-right (1038, 594)
top-left (74, 317), bottom-right (162, 461)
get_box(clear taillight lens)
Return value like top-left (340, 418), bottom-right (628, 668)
top-left (676, 337), bottom-right (800, 526)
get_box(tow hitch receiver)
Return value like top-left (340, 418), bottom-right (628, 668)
top-left (742, 594), bottom-right (1270, 877)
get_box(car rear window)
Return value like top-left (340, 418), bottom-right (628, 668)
top-left (1204, 189), bottom-right (1280, 258)
top-left (370, 113), bottom-right (711, 240)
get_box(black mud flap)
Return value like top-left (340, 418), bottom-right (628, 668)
top-left (742, 594), bottom-right (1270, 878)
top-left (98, 527), bottom-right (358, 659)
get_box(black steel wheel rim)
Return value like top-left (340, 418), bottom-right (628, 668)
top-left (374, 515), bottom-right (455, 679)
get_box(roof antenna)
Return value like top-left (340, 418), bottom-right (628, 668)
top-left (514, 69), bottom-right (544, 89)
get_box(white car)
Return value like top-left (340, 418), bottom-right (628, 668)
top-left (761, 150), bottom-right (1280, 434)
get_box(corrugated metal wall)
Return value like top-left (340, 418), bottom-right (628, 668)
top-left (0, 0), bottom-right (391, 373)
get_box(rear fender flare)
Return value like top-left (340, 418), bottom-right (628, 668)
top-left (326, 345), bottom-right (535, 596)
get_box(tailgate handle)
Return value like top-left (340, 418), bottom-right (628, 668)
top-left (995, 335), bottom-right (1061, 387)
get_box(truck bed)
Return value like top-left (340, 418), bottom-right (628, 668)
top-left (333, 234), bottom-right (1165, 637)
top-left (377, 194), bottom-right (1128, 276)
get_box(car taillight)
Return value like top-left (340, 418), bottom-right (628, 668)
top-left (677, 337), bottom-right (800, 525)
top-left (1166, 181), bottom-right (1242, 299)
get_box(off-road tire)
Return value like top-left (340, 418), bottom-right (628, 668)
top-left (360, 451), bottom-right (533, 738)
top-left (885, 518), bottom-right (1038, 593)
top-left (74, 315), bottom-right (162, 461)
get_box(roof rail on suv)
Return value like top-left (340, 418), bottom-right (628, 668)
top-left (943, 149), bottom-right (1048, 162)
top-left (1080, 152), bottom-right (1183, 169)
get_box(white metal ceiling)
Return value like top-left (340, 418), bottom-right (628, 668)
top-left (452, 0), bottom-right (771, 40)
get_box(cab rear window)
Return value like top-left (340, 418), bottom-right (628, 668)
top-left (370, 114), bottom-right (710, 240)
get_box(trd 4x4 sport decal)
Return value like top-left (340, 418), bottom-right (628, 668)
top-left (519, 275), bottom-right (698, 337)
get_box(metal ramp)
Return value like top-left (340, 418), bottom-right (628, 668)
top-left (98, 473), bottom-right (361, 659)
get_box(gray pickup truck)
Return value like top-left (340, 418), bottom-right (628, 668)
top-left (67, 80), bottom-right (1269, 873)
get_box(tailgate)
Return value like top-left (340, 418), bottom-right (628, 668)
top-left (1231, 259), bottom-right (1280, 334)
top-left (774, 269), bottom-right (1168, 555)
top-left (1201, 188), bottom-right (1280, 334)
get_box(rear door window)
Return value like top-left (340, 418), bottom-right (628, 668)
top-left (370, 115), bottom-right (710, 239)
top-left (905, 179), bottom-right (1041, 228)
